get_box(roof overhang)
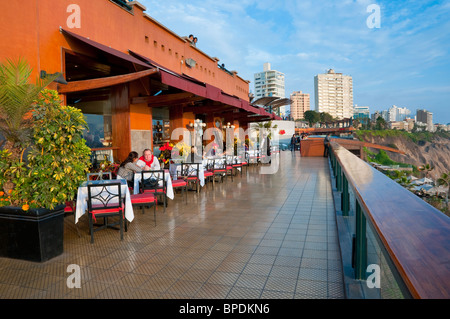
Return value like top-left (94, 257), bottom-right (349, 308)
top-left (58, 29), bottom-right (159, 93)
top-left (129, 50), bottom-right (277, 120)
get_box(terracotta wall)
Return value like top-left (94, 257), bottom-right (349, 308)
top-left (300, 138), bottom-right (326, 157)
top-left (0, 0), bottom-right (250, 101)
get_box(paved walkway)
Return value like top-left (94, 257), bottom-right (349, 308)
top-left (0, 151), bottom-right (345, 299)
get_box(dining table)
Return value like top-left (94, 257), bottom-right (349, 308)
top-left (75, 178), bottom-right (134, 224)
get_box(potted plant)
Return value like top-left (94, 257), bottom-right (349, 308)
top-left (0, 59), bottom-right (91, 262)
top-left (158, 142), bottom-right (174, 169)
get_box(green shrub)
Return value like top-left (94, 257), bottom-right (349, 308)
top-left (0, 89), bottom-right (91, 209)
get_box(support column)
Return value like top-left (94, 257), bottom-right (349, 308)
top-left (355, 201), bottom-right (367, 280)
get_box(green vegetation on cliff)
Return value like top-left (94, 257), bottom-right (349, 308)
top-left (364, 147), bottom-right (417, 172)
top-left (355, 129), bottom-right (450, 144)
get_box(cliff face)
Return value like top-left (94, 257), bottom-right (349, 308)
top-left (357, 133), bottom-right (450, 179)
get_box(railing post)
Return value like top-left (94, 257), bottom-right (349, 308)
top-left (355, 201), bottom-right (367, 280)
top-left (342, 174), bottom-right (349, 216)
top-left (336, 163), bottom-right (342, 192)
top-left (331, 152), bottom-right (336, 176)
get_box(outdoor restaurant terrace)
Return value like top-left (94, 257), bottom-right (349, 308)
top-left (1, 143), bottom-right (448, 301)
top-left (0, 151), bottom-right (346, 299)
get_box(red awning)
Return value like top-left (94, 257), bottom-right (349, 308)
top-left (128, 50), bottom-right (276, 120)
top-left (61, 29), bottom-right (151, 69)
top-left (159, 70), bottom-right (207, 98)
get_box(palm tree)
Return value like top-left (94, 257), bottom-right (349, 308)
top-left (0, 58), bottom-right (56, 193)
top-left (437, 171), bottom-right (450, 205)
top-left (253, 121), bottom-right (278, 140)
top-left (418, 163), bottom-right (434, 178)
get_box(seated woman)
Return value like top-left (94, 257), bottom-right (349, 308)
top-left (118, 151), bottom-right (148, 188)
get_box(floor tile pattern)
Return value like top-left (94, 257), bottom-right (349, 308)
top-left (0, 152), bottom-right (345, 299)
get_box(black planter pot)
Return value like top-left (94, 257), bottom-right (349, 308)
top-left (0, 204), bottom-right (65, 262)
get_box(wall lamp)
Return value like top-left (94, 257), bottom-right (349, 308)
top-left (40, 70), bottom-right (68, 85)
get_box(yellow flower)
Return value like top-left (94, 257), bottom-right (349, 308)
top-left (22, 204), bottom-right (30, 211)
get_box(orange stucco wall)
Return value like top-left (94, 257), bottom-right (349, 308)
top-left (301, 138), bottom-right (325, 157)
top-left (0, 0), bottom-right (250, 101)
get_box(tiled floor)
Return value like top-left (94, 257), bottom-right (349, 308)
top-left (0, 151), bottom-right (345, 299)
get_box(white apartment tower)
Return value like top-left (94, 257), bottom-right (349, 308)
top-left (254, 63), bottom-right (286, 116)
top-left (290, 91), bottom-right (310, 120)
top-left (314, 69), bottom-right (353, 119)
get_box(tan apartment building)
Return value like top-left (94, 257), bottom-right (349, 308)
top-left (314, 69), bottom-right (353, 119)
top-left (290, 91), bottom-right (310, 120)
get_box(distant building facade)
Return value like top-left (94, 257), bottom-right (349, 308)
top-left (389, 119), bottom-right (415, 131)
top-left (388, 105), bottom-right (411, 122)
top-left (353, 105), bottom-right (370, 120)
top-left (254, 63), bottom-right (286, 117)
top-left (314, 69), bottom-right (353, 119)
top-left (416, 109), bottom-right (434, 132)
top-left (290, 91), bottom-right (310, 120)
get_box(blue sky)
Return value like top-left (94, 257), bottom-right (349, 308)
top-left (139, 0), bottom-right (450, 124)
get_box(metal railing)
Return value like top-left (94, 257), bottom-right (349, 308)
top-left (329, 141), bottom-right (450, 299)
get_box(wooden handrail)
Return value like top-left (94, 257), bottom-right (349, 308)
top-left (331, 141), bottom-right (450, 299)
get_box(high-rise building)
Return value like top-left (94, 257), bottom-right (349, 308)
top-left (353, 105), bottom-right (370, 120)
top-left (416, 109), bottom-right (434, 132)
top-left (254, 63), bottom-right (286, 116)
top-left (388, 105), bottom-right (411, 122)
top-left (290, 91), bottom-right (310, 120)
top-left (371, 110), bottom-right (381, 122)
top-left (314, 69), bottom-right (353, 119)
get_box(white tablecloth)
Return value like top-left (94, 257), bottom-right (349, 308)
top-left (133, 170), bottom-right (174, 199)
top-left (75, 178), bottom-right (134, 224)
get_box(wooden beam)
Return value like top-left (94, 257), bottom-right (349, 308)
top-left (57, 68), bottom-right (159, 94)
top-left (131, 92), bottom-right (205, 107)
top-left (150, 96), bottom-right (205, 108)
top-left (182, 104), bottom-right (234, 114)
top-left (131, 92), bottom-right (195, 104)
top-left (332, 138), bottom-right (405, 154)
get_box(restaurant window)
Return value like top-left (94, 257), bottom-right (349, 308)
top-left (152, 107), bottom-right (170, 156)
top-left (67, 88), bottom-right (113, 149)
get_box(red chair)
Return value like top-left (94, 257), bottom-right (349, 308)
top-left (210, 158), bottom-right (227, 183)
top-left (130, 192), bottom-right (158, 226)
top-left (241, 153), bottom-right (249, 174)
top-left (87, 182), bottom-right (125, 244)
top-left (203, 169), bottom-right (214, 188)
top-left (204, 159), bottom-right (216, 187)
top-left (225, 155), bottom-right (234, 181)
top-left (232, 155), bottom-right (244, 177)
top-left (140, 170), bottom-right (167, 213)
top-left (171, 177), bottom-right (188, 202)
top-left (181, 163), bottom-right (200, 193)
